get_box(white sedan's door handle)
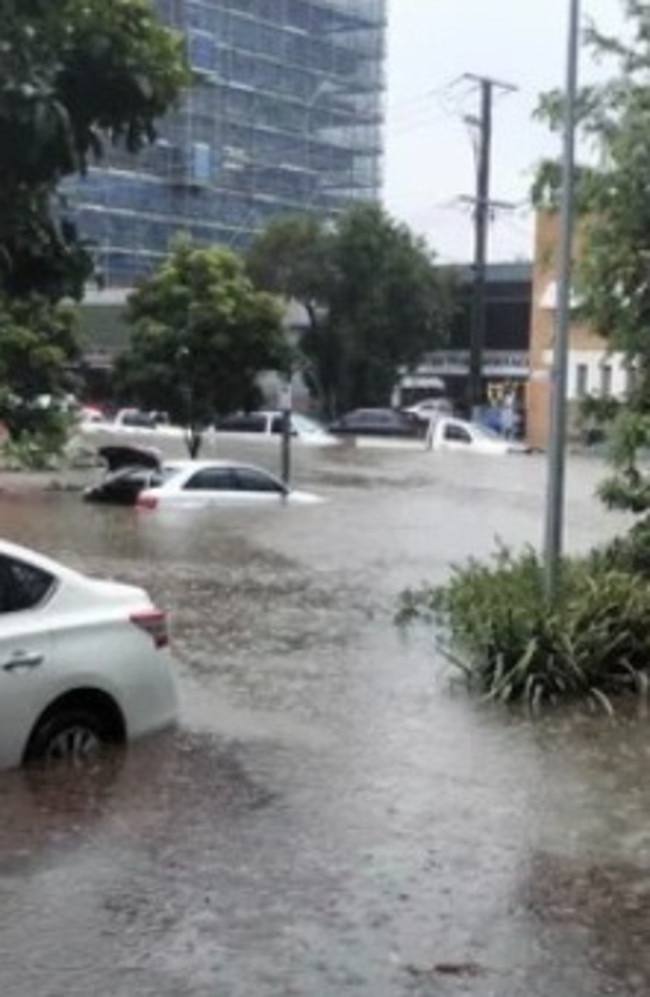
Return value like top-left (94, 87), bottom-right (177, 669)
top-left (3, 652), bottom-right (44, 672)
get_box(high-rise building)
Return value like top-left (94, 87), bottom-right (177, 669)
top-left (68, 0), bottom-right (387, 288)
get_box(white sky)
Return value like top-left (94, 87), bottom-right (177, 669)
top-left (383, 0), bottom-right (623, 263)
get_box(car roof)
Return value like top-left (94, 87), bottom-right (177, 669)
top-left (0, 539), bottom-right (78, 580)
top-left (348, 407), bottom-right (397, 416)
top-left (163, 459), bottom-right (276, 473)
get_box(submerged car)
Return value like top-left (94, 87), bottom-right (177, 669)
top-left (428, 417), bottom-right (531, 455)
top-left (0, 538), bottom-right (178, 770)
top-left (329, 408), bottom-right (424, 438)
top-left (215, 410), bottom-right (339, 447)
top-left (136, 459), bottom-right (321, 510)
top-left (403, 397), bottom-right (454, 423)
top-left (83, 445), bottom-right (164, 506)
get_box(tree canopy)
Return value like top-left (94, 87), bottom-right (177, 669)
top-left (0, 0), bottom-right (188, 446)
top-left (115, 240), bottom-right (291, 456)
top-left (534, 1), bottom-right (650, 382)
top-left (0, 0), bottom-right (188, 302)
top-left (535, 2), bottom-right (650, 517)
top-left (247, 205), bottom-right (452, 416)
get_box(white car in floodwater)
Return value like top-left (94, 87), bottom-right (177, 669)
top-left (0, 539), bottom-right (178, 770)
top-left (428, 417), bottom-right (532, 455)
top-left (79, 408), bottom-right (185, 439)
top-left (136, 460), bottom-right (322, 510)
top-left (215, 411), bottom-right (339, 447)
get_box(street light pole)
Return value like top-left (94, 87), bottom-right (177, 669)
top-left (279, 381), bottom-right (292, 488)
top-left (544, 0), bottom-right (581, 598)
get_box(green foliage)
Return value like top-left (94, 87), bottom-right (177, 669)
top-left (247, 205), bottom-right (453, 416)
top-left (0, 294), bottom-right (81, 442)
top-left (534, 3), bottom-right (650, 389)
top-left (1, 412), bottom-right (72, 470)
top-left (246, 214), bottom-right (333, 313)
top-left (596, 410), bottom-right (650, 513)
top-left (115, 240), bottom-right (290, 455)
top-left (398, 547), bottom-right (650, 711)
top-left (0, 0), bottom-right (188, 301)
top-left (595, 518), bottom-right (650, 578)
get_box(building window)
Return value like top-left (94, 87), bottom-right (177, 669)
top-left (600, 364), bottom-right (613, 397)
top-left (189, 30), bottom-right (216, 74)
top-left (626, 363), bottom-right (638, 398)
top-left (190, 143), bottom-right (212, 184)
top-left (576, 363), bottom-right (589, 398)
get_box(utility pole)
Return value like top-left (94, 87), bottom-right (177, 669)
top-left (460, 74), bottom-right (517, 418)
top-left (544, 0), bottom-right (581, 598)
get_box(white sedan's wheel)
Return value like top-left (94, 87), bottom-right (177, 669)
top-left (26, 710), bottom-right (113, 766)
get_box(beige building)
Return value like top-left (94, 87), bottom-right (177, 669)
top-left (527, 211), bottom-right (632, 448)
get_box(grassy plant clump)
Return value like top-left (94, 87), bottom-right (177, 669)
top-left (398, 546), bottom-right (650, 711)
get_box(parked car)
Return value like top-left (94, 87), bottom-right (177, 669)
top-left (0, 539), bottom-right (178, 770)
top-left (83, 445), bottom-right (165, 506)
top-left (403, 397), bottom-right (454, 423)
top-left (427, 416), bottom-right (531, 455)
top-left (329, 408), bottom-right (424, 438)
top-left (136, 460), bottom-right (321, 510)
top-left (80, 408), bottom-right (184, 438)
top-left (215, 410), bottom-right (339, 447)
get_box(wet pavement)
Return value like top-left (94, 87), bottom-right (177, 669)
top-left (0, 440), bottom-right (648, 996)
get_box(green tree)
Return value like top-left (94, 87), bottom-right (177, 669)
top-left (115, 240), bottom-right (291, 457)
top-left (534, 1), bottom-right (650, 519)
top-left (247, 205), bottom-right (452, 416)
top-left (0, 0), bottom-right (187, 450)
top-left (0, 296), bottom-right (79, 451)
top-left (0, 0), bottom-right (188, 301)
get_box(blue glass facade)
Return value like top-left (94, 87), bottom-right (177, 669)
top-left (67, 0), bottom-right (387, 287)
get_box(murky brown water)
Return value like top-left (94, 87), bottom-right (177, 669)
top-left (0, 440), bottom-right (647, 996)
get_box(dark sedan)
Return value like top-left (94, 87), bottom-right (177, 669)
top-left (83, 445), bottom-right (164, 506)
top-left (329, 408), bottom-right (424, 438)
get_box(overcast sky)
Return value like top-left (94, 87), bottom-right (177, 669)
top-left (383, 0), bottom-right (623, 264)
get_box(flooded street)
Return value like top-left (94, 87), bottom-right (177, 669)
top-left (1, 442), bottom-right (648, 996)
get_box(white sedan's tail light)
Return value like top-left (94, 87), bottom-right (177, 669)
top-left (130, 609), bottom-right (169, 649)
top-left (136, 493), bottom-right (158, 510)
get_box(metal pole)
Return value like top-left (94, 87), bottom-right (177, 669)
top-left (468, 79), bottom-right (492, 421)
top-left (279, 383), bottom-right (292, 488)
top-left (544, 0), bottom-right (581, 598)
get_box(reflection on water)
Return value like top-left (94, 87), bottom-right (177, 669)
top-left (0, 444), bottom-right (645, 997)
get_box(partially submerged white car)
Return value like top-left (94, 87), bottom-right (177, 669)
top-left (136, 459), bottom-right (322, 510)
top-left (215, 411), bottom-right (339, 447)
top-left (0, 539), bottom-right (178, 770)
top-left (427, 417), bottom-right (531, 455)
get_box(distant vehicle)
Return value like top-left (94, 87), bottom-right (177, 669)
top-left (136, 460), bottom-right (322, 511)
top-left (83, 445), bottom-right (165, 506)
top-left (329, 408), bottom-right (424, 438)
top-left (79, 408), bottom-right (184, 438)
top-left (79, 405), bottom-right (105, 424)
top-left (0, 538), bottom-right (178, 770)
top-left (427, 417), bottom-right (531, 455)
top-left (403, 397), bottom-right (454, 422)
top-left (215, 410), bottom-right (339, 447)
top-left (113, 408), bottom-right (159, 430)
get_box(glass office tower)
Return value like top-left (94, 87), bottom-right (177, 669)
top-left (68, 0), bottom-right (387, 287)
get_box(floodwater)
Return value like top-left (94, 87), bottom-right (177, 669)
top-left (0, 439), bottom-right (648, 997)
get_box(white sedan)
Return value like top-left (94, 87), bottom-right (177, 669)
top-left (0, 539), bottom-right (178, 770)
top-left (136, 460), bottom-right (322, 510)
